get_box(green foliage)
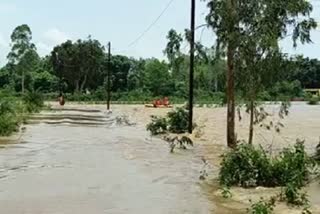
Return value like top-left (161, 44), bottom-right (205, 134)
top-left (146, 107), bottom-right (195, 135)
top-left (220, 141), bottom-right (316, 188)
top-left (220, 186), bottom-right (232, 199)
top-left (220, 143), bottom-right (274, 187)
top-left (7, 24), bottom-right (39, 93)
top-left (269, 81), bottom-right (303, 100)
top-left (23, 90), bottom-right (44, 113)
top-left (281, 182), bottom-right (309, 206)
top-left (51, 37), bottom-right (105, 93)
top-left (273, 141), bottom-right (316, 187)
top-left (307, 96), bottom-right (319, 105)
top-left (0, 100), bottom-right (20, 136)
top-left (146, 116), bottom-right (168, 135)
top-left (167, 107), bottom-right (190, 134)
top-left (247, 198), bottom-right (276, 214)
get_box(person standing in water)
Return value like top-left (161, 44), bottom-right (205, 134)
top-left (58, 93), bottom-right (65, 106)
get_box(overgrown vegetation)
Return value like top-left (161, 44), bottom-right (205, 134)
top-left (280, 183), bottom-right (309, 206)
top-left (23, 90), bottom-right (44, 113)
top-left (146, 116), bottom-right (168, 135)
top-left (147, 107), bottom-right (195, 135)
top-left (219, 141), bottom-right (317, 188)
top-left (247, 198), bottom-right (276, 214)
top-left (167, 107), bottom-right (189, 133)
top-left (0, 91), bottom-right (44, 136)
top-left (307, 96), bottom-right (319, 105)
top-left (220, 141), bottom-right (319, 213)
top-left (0, 100), bottom-right (20, 136)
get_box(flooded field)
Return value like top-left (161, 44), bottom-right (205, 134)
top-left (0, 103), bottom-right (319, 213)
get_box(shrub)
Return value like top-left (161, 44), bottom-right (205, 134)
top-left (247, 198), bottom-right (276, 214)
top-left (220, 186), bottom-right (232, 199)
top-left (219, 144), bottom-right (274, 187)
top-left (0, 101), bottom-right (19, 136)
top-left (23, 91), bottom-right (44, 113)
top-left (280, 182), bottom-right (309, 206)
top-left (307, 96), bottom-right (319, 105)
top-left (219, 141), bottom-right (316, 188)
top-left (146, 116), bottom-right (168, 135)
top-left (167, 107), bottom-right (190, 134)
top-left (272, 140), bottom-right (315, 187)
top-left (93, 86), bottom-right (106, 101)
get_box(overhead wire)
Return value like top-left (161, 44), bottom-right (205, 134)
top-left (127, 0), bottom-right (175, 48)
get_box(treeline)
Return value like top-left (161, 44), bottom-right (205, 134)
top-left (0, 24), bottom-right (320, 102)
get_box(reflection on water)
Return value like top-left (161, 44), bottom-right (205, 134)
top-left (0, 104), bottom-right (319, 214)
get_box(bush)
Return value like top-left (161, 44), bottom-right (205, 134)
top-left (167, 107), bottom-right (190, 134)
top-left (146, 107), bottom-right (196, 135)
top-left (146, 116), bottom-right (168, 135)
top-left (247, 198), bottom-right (276, 214)
top-left (307, 96), bottom-right (319, 105)
top-left (220, 144), bottom-right (274, 187)
top-left (272, 141), bottom-right (314, 187)
top-left (23, 91), bottom-right (44, 113)
top-left (0, 100), bottom-right (19, 136)
top-left (281, 182), bottom-right (309, 206)
top-left (219, 141), bottom-right (316, 188)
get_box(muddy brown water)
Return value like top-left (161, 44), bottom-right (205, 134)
top-left (0, 103), bottom-right (319, 214)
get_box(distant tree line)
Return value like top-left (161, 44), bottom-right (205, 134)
top-left (0, 24), bottom-right (319, 102)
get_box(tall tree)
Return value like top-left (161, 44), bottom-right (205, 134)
top-left (205, 0), bottom-right (238, 148)
top-left (144, 58), bottom-right (172, 96)
top-left (51, 37), bottom-right (105, 93)
top-left (164, 29), bottom-right (185, 81)
top-left (205, 0), bottom-right (317, 147)
top-left (7, 24), bottom-right (38, 93)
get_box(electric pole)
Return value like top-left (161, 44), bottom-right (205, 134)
top-left (107, 42), bottom-right (111, 110)
top-left (188, 0), bottom-right (196, 134)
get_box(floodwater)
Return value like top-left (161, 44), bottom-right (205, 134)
top-left (0, 103), bottom-right (319, 214)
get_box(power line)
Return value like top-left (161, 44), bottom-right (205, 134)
top-left (127, 0), bottom-right (175, 48)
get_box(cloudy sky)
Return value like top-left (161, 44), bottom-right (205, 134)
top-left (0, 0), bottom-right (319, 65)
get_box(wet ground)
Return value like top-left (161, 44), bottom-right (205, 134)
top-left (0, 103), bottom-right (319, 213)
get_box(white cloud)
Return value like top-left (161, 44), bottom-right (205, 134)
top-left (43, 28), bottom-right (71, 45)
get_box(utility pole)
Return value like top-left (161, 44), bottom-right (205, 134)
top-left (188, 0), bottom-right (196, 134)
top-left (107, 42), bottom-right (111, 110)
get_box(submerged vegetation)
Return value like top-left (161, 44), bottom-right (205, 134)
top-left (219, 141), bottom-right (317, 188)
top-left (220, 140), bottom-right (319, 212)
top-left (0, 90), bottom-right (44, 136)
top-left (147, 107), bottom-right (194, 136)
top-left (0, 100), bottom-right (20, 136)
top-left (247, 198), bottom-right (276, 214)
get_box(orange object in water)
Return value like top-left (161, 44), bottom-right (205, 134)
top-left (163, 97), bottom-right (169, 106)
top-left (156, 99), bottom-right (161, 106)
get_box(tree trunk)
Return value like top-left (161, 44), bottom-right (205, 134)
top-left (21, 70), bottom-right (25, 94)
top-left (248, 99), bottom-right (254, 145)
top-left (226, 0), bottom-right (237, 149)
top-left (215, 72), bottom-right (218, 92)
top-left (80, 74), bottom-right (87, 92)
top-left (227, 43), bottom-right (236, 149)
top-left (75, 80), bottom-right (80, 93)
